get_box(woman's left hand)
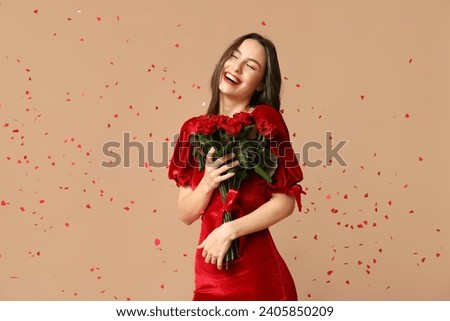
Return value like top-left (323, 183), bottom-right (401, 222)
top-left (197, 223), bottom-right (235, 270)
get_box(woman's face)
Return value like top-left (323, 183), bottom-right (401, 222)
top-left (219, 39), bottom-right (267, 104)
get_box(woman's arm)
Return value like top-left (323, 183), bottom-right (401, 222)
top-left (177, 148), bottom-right (239, 225)
top-left (198, 192), bottom-right (295, 269)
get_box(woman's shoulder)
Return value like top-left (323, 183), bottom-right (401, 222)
top-left (252, 105), bottom-right (284, 121)
top-left (252, 105), bottom-right (290, 139)
top-left (252, 104), bottom-right (279, 115)
top-left (178, 115), bottom-right (202, 134)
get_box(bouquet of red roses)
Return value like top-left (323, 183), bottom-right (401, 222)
top-left (189, 112), bottom-right (278, 269)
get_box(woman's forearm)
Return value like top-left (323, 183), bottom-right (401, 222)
top-left (177, 182), bottom-right (214, 225)
top-left (228, 193), bottom-right (295, 240)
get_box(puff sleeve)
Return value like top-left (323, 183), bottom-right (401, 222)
top-left (168, 117), bottom-right (197, 187)
top-left (253, 105), bottom-right (305, 211)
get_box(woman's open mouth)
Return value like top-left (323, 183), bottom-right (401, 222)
top-left (224, 72), bottom-right (241, 85)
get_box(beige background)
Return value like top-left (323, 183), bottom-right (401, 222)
top-left (1, 0), bottom-right (449, 300)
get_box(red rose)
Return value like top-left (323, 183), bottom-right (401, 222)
top-left (256, 118), bottom-right (278, 138)
top-left (232, 112), bottom-right (254, 127)
top-left (192, 115), bottom-right (217, 135)
top-left (217, 116), bottom-right (243, 136)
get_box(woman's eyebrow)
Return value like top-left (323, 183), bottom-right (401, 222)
top-left (234, 49), bottom-right (262, 68)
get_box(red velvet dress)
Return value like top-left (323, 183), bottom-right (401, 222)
top-left (168, 105), bottom-right (304, 301)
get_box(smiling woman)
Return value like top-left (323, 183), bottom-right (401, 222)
top-left (168, 33), bottom-right (304, 301)
top-left (218, 39), bottom-right (266, 110)
top-left (208, 33), bottom-right (282, 115)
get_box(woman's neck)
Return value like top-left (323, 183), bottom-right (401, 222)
top-left (219, 95), bottom-right (250, 116)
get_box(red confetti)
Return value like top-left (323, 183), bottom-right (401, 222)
top-left (160, 284), bottom-right (165, 289)
top-left (0, 200), bottom-right (7, 206)
top-left (85, 204), bottom-right (91, 209)
top-left (175, 43), bottom-right (180, 48)
top-left (64, 222), bottom-right (70, 227)
top-left (345, 280), bottom-right (350, 285)
top-left (421, 257), bottom-right (426, 263)
top-left (96, 17), bottom-right (102, 21)
top-left (360, 95), bottom-right (365, 100)
top-left (295, 83), bottom-right (301, 88)
top-left (313, 234), bottom-right (318, 240)
top-left (33, 9), bottom-right (39, 14)
top-left (154, 238), bottom-right (161, 247)
top-left (39, 199), bottom-right (45, 204)
top-left (364, 193), bottom-right (369, 198)
top-left (436, 253), bottom-right (441, 258)
top-left (409, 58), bottom-right (413, 63)
top-left (418, 156), bottom-right (423, 161)
top-left (261, 21), bottom-right (267, 26)
top-left (330, 208), bottom-right (338, 214)
top-left (326, 270), bottom-right (333, 276)
top-left (405, 113), bottom-right (410, 118)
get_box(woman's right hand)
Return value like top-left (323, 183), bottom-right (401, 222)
top-left (200, 147), bottom-right (240, 192)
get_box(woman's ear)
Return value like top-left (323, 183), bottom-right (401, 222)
top-left (256, 83), bottom-right (264, 92)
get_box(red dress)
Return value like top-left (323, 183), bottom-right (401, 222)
top-left (168, 105), bottom-right (304, 301)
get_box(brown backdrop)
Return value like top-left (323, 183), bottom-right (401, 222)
top-left (1, 0), bottom-right (449, 300)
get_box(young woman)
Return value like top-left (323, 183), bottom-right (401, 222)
top-left (168, 33), bottom-right (304, 300)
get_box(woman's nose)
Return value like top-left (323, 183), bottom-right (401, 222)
top-left (233, 62), bottom-right (242, 73)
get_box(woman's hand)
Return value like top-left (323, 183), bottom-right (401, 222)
top-left (197, 222), bottom-right (236, 270)
top-left (199, 147), bottom-right (239, 193)
top-left (177, 148), bottom-right (239, 225)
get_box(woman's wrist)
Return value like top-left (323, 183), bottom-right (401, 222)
top-left (198, 179), bottom-right (216, 195)
top-left (225, 220), bottom-right (239, 241)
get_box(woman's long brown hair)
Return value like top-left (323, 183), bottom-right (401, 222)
top-left (206, 33), bottom-right (282, 115)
